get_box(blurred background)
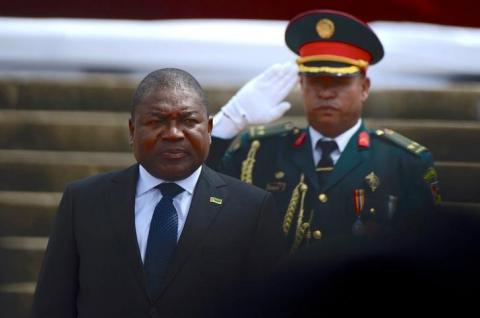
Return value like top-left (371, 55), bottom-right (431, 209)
top-left (1, 1), bottom-right (479, 316)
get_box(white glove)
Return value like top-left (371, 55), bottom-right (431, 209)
top-left (212, 61), bottom-right (298, 139)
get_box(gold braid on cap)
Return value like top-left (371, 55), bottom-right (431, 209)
top-left (298, 65), bottom-right (361, 75)
top-left (240, 140), bottom-right (260, 184)
top-left (296, 54), bottom-right (369, 68)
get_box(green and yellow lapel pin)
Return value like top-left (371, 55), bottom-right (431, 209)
top-left (209, 197), bottom-right (223, 205)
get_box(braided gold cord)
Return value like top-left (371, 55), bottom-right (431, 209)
top-left (290, 183), bottom-right (309, 254)
top-left (283, 185), bottom-right (300, 234)
top-left (240, 140), bottom-right (260, 184)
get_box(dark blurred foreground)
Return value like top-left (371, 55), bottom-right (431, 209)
top-left (243, 204), bottom-right (480, 316)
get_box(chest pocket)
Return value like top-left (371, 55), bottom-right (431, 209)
top-left (361, 196), bottom-right (388, 224)
top-left (362, 190), bottom-right (400, 223)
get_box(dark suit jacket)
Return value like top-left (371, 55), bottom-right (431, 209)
top-left (32, 164), bottom-right (284, 318)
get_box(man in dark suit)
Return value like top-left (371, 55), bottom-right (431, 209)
top-left (32, 68), bottom-right (284, 318)
top-left (209, 10), bottom-right (440, 253)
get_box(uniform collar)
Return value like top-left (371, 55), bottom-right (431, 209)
top-left (309, 119), bottom-right (362, 153)
top-left (136, 164), bottom-right (202, 196)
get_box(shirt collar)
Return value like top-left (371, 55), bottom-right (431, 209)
top-left (136, 164), bottom-right (202, 196)
top-left (309, 119), bottom-right (362, 153)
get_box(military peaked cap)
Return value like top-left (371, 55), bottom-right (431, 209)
top-left (285, 9), bottom-right (384, 76)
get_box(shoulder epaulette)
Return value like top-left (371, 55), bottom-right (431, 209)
top-left (227, 122), bottom-right (298, 154)
top-left (247, 122), bottom-right (296, 140)
top-left (373, 128), bottom-right (429, 156)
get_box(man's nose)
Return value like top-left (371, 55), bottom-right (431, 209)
top-left (162, 122), bottom-right (184, 139)
top-left (316, 86), bottom-right (336, 99)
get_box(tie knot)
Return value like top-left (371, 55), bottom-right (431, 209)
top-left (156, 183), bottom-right (184, 199)
top-left (317, 139), bottom-right (338, 156)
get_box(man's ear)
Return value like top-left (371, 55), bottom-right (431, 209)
top-left (128, 118), bottom-right (135, 146)
top-left (207, 116), bottom-right (213, 143)
top-left (299, 74), bottom-right (305, 90)
top-left (361, 76), bottom-right (371, 102)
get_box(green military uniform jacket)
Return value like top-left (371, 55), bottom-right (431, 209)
top-left (215, 122), bottom-right (440, 252)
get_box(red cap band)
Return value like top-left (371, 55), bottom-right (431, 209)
top-left (299, 41), bottom-right (372, 63)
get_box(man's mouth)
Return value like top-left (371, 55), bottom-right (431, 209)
top-left (315, 105), bottom-right (339, 111)
top-left (161, 149), bottom-right (187, 160)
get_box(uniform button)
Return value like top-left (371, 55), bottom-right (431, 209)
top-left (369, 208), bottom-right (376, 214)
top-left (313, 230), bottom-right (322, 239)
top-left (318, 193), bottom-right (328, 203)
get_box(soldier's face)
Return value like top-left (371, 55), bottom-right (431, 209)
top-left (129, 86), bottom-right (212, 181)
top-left (300, 74), bottom-right (370, 138)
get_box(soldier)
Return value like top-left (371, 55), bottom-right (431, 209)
top-left (209, 10), bottom-right (441, 253)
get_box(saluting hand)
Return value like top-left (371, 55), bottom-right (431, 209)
top-left (212, 61), bottom-right (298, 139)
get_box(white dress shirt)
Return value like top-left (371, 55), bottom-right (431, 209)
top-left (134, 164), bottom-right (202, 263)
top-left (309, 119), bottom-right (362, 166)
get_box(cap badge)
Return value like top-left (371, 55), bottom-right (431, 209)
top-left (316, 19), bottom-right (335, 39)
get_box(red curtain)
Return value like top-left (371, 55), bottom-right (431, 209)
top-left (0, 0), bottom-right (477, 27)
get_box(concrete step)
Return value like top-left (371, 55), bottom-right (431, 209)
top-left (0, 282), bottom-right (35, 318)
top-left (435, 161), bottom-right (480, 203)
top-left (1, 79), bottom-right (480, 120)
top-left (365, 119), bottom-right (480, 163)
top-left (0, 110), bottom-right (130, 152)
top-left (0, 149), bottom-right (477, 202)
top-left (1, 110), bottom-right (480, 162)
top-left (0, 78), bottom-right (136, 112)
top-left (0, 191), bottom-right (61, 236)
top-left (0, 237), bottom-right (46, 285)
top-left (0, 149), bottom-right (134, 192)
top-left (0, 79), bottom-right (236, 113)
top-left (362, 89), bottom-right (480, 120)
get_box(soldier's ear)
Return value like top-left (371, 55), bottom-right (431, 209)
top-left (361, 76), bottom-right (371, 102)
top-left (299, 74), bottom-right (305, 88)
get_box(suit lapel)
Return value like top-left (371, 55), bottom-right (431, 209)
top-left (104, 164), bottom-right (148, 297)
top-left (322, 125), bottom-right (369, 191)
top-left (159, 165), bottom-right (227, 297)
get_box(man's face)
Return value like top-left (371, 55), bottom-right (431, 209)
top-left (129, 86), bottom-right (212, 181)
top-left (300, 74), bottom-right (370, 137)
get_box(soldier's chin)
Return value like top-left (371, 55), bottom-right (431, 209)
top-left (315, 121), bottom-right (343, 138)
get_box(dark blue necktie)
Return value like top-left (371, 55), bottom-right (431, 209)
top-left (144, 182), bottom-right (184, 299)
top-left (316, 139), bottom-right (338, 187)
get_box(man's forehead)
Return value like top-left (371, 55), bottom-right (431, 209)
top-left (303, 74), bottom-right (362, 83)
top-left (141, 86), bottom-right (203, 104)
top-left (148, 85), bottom-right (201, 100)
top-left (144, 106), bottom-right (201, 114)
top-left (136, 96), bottom-right (206, 116)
